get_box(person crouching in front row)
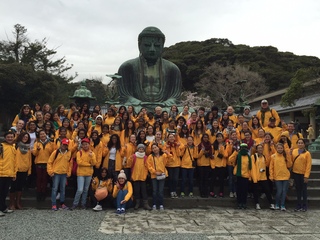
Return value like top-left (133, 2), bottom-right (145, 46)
top-left (91, 168), bottom-right (113, 211)
top-left (112, 170), bottom-right (133, 214)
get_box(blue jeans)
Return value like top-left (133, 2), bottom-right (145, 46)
top-left (73, 176), bottom-right (92, 206)
top-left (181, 168), bottom-right (194, 194)
top-left (152, 178), bottom-right (165, 206)
top-left (167, 167), bottom-right (179, 193)
top-left (51, 174), bottom-right (67, 206)
top-left (116, 189), bottom-right (128, 209)
top-left (227, 165), bottom-right (236, 193)
top-left (275, 180), bottom-right (289, 207)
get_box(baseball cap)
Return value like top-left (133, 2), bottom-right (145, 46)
top-left (261, 100), bottom-right (268, 104)
top-left (61, 138), bottom-right (69, 145)
top-left (269, 117), bottom-right (276, 122)
top-left (81, 138), bottom-right (90, 143)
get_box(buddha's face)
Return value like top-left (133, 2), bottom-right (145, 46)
top-left (139, 37), bottom-right (163, 62)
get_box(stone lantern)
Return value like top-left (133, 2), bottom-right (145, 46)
top-left (69, 81), bottom-right (96, 107)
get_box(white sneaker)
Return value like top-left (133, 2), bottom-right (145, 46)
top-left (229, 192), bottom-right (234, 198)
top-left (256, 204), bottom-right (261, 210)
top-left (93, 204), bottom-right (102, 211)
top-left (170, 192), bottom-right (175, 199)
top-left (159, 205), bottom-right (164, 211)
top-left (152, 205), bottom-right (157, 210)
top-left (56, 193), bottom-right (60, 200)
top-left (3, 208), bottom-right (13, 213)
top-left (233, 192), bottom-right (237, 198)
top-left (0, 211), bottom-right (4, 217)
top-left (270, 204), bottom-right (275, 210)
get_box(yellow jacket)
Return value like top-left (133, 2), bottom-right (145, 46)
top-left (76, 150), bottom-right (97, 176)
top-left (147, 154), bottom-right (169, 179)
top-left (123, 143), bottom-right (136, 169)
top-left (102, 147), bottom-right (124, 172)
top-left (196, 148), bottom-right (211, 167)
top-left (256, 109), bottom-right (280, 128)
top-left (0, 143), bottom-right (17, 177)
top-left (233, 154), bottom-right (252, 179)
top-left (251, 153), bottom-right (268, 183)
top-left (47, 149), bottom-right (72, 177)
top-left (120, 129), bottom-right (135, 147)
top-left (292, 149), bottom-right (312, 178)
top-left (269, 152), bottom-right (292, 181)
top-left (211, 145), bottom-right (227, 168)
top-left (91, 177), bottom-right (113, 192)
top-left (112, 181), bottom-right (133, 202)
top-left (284, 131), bottom-right (303, 149)
top-left (32, 140), bottom-right (55, 164)
top-left (15, 147), bottom-right (32, 175)
top-left (165, 142), bottom-right (182, 168)
top-left (180, 145), bottom-right (198, 169)
top-left (100, 134), bottom-right (110, 147)
top-left (90, 141), bottom-right (103, 168)
top-left (129, 153), bottom-right (148, 181)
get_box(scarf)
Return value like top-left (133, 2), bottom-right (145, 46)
top-left (260, 107), bottom-right (270, 126)
top-left (135, 151), bottom-right (146, 158)
top-left (242, 138), bottom-right (254, 150)
top-left (18, 142), bottom-right (30, 154)
top-left (201, 140), bottom-right (212, 156)
top-left (236, 149), bottom-right (252, 177)
top-left (119, 181), bottom-right (127, 190)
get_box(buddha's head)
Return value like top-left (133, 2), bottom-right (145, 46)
top-left (138, 26), bottom-right (165, 64)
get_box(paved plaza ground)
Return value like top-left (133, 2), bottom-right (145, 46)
top-left (1, 207), bottom-right (319, 240)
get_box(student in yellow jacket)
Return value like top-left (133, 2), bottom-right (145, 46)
top-left (256, 100), bottom-right (280, 128)
top-left (180, 136), bottom-right (198, 198)
top-left (209, 133), bottom-right (227, 198)
top-left (89, 130), bottom-right (103, 176)
top-left (197, 133), bottom-right (213, 198)
top-left (165, 133), bottom-right (183, 199)
top-left (282, 122), bottom-right (303, 150)
top-left (10, 132), bottom-right (32, 210)
top-left (147, 143), bottom-right (170, 210)
top-left (233, 143), bottom-right (252, 209)
top-left (71, 138), bottom-right (97, 210)
top-left (269, 143), bottom-right (292, 211)
top-left (251, 144), bottom-right (274, 210)
top-left (32, 130), bottom-right (54, 201)
top-left (122, 134), bottom-right (137, 181)
top-left (47, 138), bottom-right (72, 211)
top-left (291, 139), bottom-right (312, 211)
top-left (113, 170), bottom-right (133, 214)
top-left (11, 104), bottom-right (35, 129)
top-left (102, 134), bottom-right (124, 182)
top-left (91, 168), bottom-right (113, 211)
top-left (128, 144), bottom-right (151, 210)
top-left (0, 131), bottom-right (17, 216)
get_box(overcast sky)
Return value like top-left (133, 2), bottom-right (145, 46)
top-left (1, 0), bottom-right (319, 84)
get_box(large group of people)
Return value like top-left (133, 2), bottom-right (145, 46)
top-left (0, 99), bottom-right (313, 217)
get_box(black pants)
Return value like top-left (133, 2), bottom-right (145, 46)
top-left (0, 177), bottom-right (12, 211)
top-left (198, 166), bottom-right (210, 197)
top-left (236, 176), bottom-right (249, 205)
top-left (123, 168), bottom-right (131, 182)
top-left (108, 159), bottom-right (118, 182)
top-left (133, 181), bottom-right (148, 200)
top-left (253, 180), bottom-right (273, 204)
top-left (210, 167), bottom-right (225, 194)
top-left (292, 172), bottom-right (308, 206)
top-left (10, 172), bottom-right (28, 192)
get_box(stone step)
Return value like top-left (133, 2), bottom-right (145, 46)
top-left (309, 170), bottom-right (320, 179)
top-left (7, 195), bottom-right (320, 210)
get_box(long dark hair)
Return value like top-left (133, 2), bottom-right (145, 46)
top-left (107, 134), bottom-right (121, 150)
top-left (90, 130), bottom-right (101, 148)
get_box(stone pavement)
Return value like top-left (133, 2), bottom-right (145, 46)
top-left (99, 207), bottom-right (320, 239)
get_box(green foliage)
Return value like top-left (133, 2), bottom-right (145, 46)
top-left (280, 68), bottom-right (320, 107)
top-left (163, 39), bottom-right (320, 93)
